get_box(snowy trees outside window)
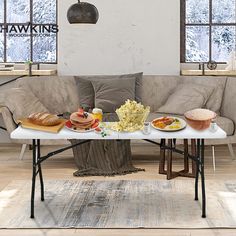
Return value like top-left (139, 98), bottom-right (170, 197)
top-left (182, 0), bottom-right (236, 62)
top-left (0, 0), bottom-right (57, 63)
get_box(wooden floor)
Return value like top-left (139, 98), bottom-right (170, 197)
top-left (0, 143), bottom-right (236, 236)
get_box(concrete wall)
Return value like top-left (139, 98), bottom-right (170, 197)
top-left (58, 0), bottom-right (180, 75)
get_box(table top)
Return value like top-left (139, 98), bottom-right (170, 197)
top-left (11, 124), bottom-right (227, 140)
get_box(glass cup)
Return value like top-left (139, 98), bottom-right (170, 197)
top-left (92, 108), bottom-right (103, 122)
top-left (143, 122), bottom-right (151, 135)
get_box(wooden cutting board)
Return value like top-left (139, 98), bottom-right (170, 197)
top-left (17, 118), bottom-right (66, 133)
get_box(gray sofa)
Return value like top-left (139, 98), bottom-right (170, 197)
top-left (1, 75), bottom-right (236, 158)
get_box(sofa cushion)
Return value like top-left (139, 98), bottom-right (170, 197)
top-left (91, 77), bottom-right (136, 113)
top-left (16, 76), bottom-right (79, 114)
top-left (157, 83), bottom-right (214, 115)
top-left (146, 113), bottom-right (234, 136)
top-left (75, 72), bottom-right (143, 109)
top-left (181, 76), bottom-right (227, 113)
top-left (3, 88), bottom-right (49, 123)
top-left (221, 77), bottom-right (236, 129)
top-left (141, 76), bottom-right (181, 112)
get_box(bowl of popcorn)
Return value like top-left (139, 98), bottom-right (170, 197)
top-left (184, 108), bottom-right (216, 131)
top-left (111, 100), bottom-right (150, 132)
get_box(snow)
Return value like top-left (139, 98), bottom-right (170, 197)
top-left (0, 0), bottom-right (56, 63)
top-left (33, 34), bottom-right (56, 62)
top-left (33, 0), bottom-right (56, 24)
top-left (212, 26), bottom-right (236, 62)
top-left (7, 0), bottom-right (30, 23)
top-left (212, 0), bottom-right (236, 23)
top-left (0, 1), bottom-right (3, 23)
top-left (186, 0), bottom-right (209, 24)
top-left (0, 33), bottom-right (3, 62)
top-left (7, 34), bottom-right (30, 62)
top-left (186, 26), bottom-right (209, 62)
top-left (186, 0), bottom-right (236, 62)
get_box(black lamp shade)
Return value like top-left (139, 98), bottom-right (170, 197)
top-left (67, 1), bottom-right (99, 24)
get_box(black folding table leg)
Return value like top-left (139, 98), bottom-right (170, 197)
top-left (200, 139), bottom-right (206, 218)
top-left (30, 139), bottom-right (37, 218)
top-left (37, 139), bottom-right (44, 201)
top-left (195, 139), bottom-right (200, 201)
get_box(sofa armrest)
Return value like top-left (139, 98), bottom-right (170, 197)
top-left (0, 106), bottom-right (17, 133)
top-left (221, 77), bottom-right (236, 134)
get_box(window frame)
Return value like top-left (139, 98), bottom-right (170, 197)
top-left (180, 0), bottom-right (236, 63)
top-left (0, 0), bottom-right (58, 64)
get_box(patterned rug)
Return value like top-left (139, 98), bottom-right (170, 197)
top-left (0, 179), bottom-right (236, 228)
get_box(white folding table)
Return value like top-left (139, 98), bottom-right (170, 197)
top-left (11, 124), bottom-right (226, 219)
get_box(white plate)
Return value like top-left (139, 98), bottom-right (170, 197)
top-left (65, 124), bottom-right (99, 133)
top-left (151, 117), bottom-right (187, 132)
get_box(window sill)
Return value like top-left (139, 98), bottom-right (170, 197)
top-left (0, 69), bottom-right (57, 76)
top-left (181, 69), bottom-right (236, 76)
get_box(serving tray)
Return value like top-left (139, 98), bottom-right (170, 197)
top-left (17, 118), bottom-right (66, 133)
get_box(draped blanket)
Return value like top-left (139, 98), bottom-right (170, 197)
top-left (70, 139), bottom-right (145, 176)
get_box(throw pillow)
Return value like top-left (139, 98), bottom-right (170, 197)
top-left (74, 72), bottom-right (143, 109)
top-left (4, 88), bottom-right (49, 123)
top-left (157, 83), bottom-right (214, 115)
top-left (181, 76), bottom-right (227, 113)
top-left (91, 77), bottom-right (136, 113)
top-left (205, 83), bottom-right (225, 113)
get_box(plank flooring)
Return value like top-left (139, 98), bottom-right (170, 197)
top-left (0, 143), bottom-right (236, 236)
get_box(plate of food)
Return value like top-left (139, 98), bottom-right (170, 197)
top-left (65, 108), bottom-right (99, 133)
top-left (151, 116), bottom-right (186, 132)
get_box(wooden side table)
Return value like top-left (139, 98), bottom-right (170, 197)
top-left (159, 139), bottom-right (197, 180)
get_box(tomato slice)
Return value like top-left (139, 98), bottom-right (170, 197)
top-left (91, 122), bottom-right (99, 129)
top-left (65, 120), bottom-right (72, 128)
top-left (95, 127), bottom-right (102, 132)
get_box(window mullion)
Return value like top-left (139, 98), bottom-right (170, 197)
top-left (209, 0), bottom-right (212, 62)
top-left (30, 0), bottom-right (33, 62)
top-left (180, 0), bottom-right (186, 63)
top-left (4, 0), bottom-right (6, 62)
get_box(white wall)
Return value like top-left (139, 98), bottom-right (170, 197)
top-left (58, 0), bottom-right (180, 75)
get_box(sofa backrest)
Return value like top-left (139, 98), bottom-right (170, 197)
top-left (15, 75), bottom-right (231, 117)
top-left (16, 76), bottom-right (79, 114)
top-left (141, 76), bottom-right (181, 112)
top-left (221, 77), bottom-right (236, 126)
top-left (142, 75), bottom-right (227, 112)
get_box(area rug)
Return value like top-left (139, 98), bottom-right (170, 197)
top-left (0, 179), bottom-right (236, 228)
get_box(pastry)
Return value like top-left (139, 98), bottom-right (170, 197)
top-left (28, 112), bottom-right (61, 126)
top-left (70, 110), bottom-right (95, 129)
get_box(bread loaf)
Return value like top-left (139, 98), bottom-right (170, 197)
top-left (28, 112), bottom-right (61, 126)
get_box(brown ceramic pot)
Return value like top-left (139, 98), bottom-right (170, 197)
top-left (184, 109), bottom-right (216, 131)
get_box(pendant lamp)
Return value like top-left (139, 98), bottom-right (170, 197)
top-left (67, 0), bottom-right (99, 24)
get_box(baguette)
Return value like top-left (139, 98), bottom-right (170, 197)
top-left (28, 112), bottom-right (61, 126)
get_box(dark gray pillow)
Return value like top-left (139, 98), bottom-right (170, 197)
top-left (74, 72), bottom-right (143, 109)
top-left (91, 77), bottom-right (136, 113)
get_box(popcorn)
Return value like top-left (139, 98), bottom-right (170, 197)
top-left (110, 100), bottom-right (150, 132)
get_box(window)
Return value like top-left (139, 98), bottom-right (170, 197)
top-left (181, 0), bottom-right (236, 63)
top-left (0, 0), bottom-right (57, 63)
